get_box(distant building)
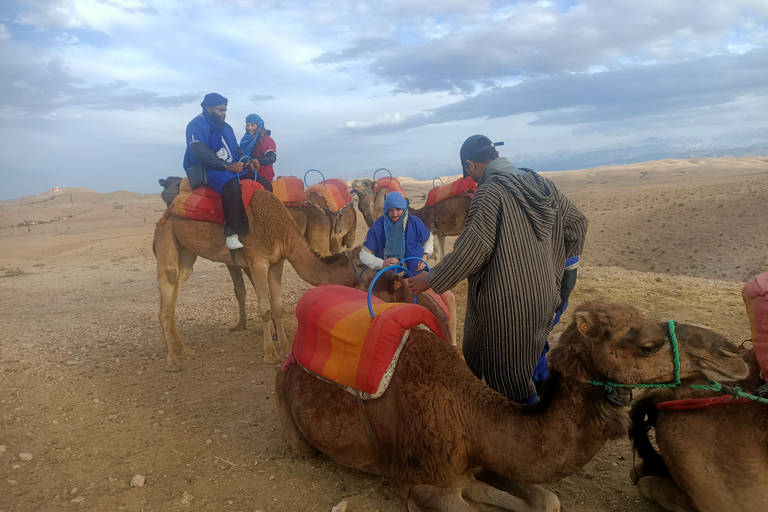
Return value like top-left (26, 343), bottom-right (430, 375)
top-left (52, 187), bottom-right (61, 192)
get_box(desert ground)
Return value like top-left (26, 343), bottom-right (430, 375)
top-left (1, 157), bottom-right (767, 512)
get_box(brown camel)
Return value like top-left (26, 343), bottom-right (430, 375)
top-left (153, 188), bottom-right (360, 371)
top-left (276, 301), bottom-right (748, 511)
top-left (408, 193), bottom-right (472, 262)
top-left (306, 187), bottom-right (356, 254)
top-left (629, 348), bottom-right (767, 512)
top-left (350, 178), bottom-right (389, 228)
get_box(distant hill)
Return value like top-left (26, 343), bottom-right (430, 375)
top-left (510, 129), bottom-right (768, 172)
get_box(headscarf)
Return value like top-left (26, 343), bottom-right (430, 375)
top-left (382, 192), bottom-right (409, 260)
top-left (240, 114), bottom-right (265, 158)
top-left (201, 92), bottom-right (228, 107)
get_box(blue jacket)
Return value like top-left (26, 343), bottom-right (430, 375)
top-left (363, 214), bottom-right (432, 274)
top-left (183, 110), bottom-right (239, 172)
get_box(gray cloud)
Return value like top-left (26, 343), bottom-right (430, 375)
top-left (342, 48), bottom-right (768, 136)
top-left (248, 94), bottom-right (276, 102)
top-left (0, 58), bottom-right (197, 115)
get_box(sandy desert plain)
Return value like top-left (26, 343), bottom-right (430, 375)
top-left (1, 156), bottom-right (767, 512)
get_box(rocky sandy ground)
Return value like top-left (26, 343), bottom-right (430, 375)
top-left (1, 157), bottom-right (767, 512)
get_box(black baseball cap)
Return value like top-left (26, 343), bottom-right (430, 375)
top-left (459, 135), bottom-right (504, 170)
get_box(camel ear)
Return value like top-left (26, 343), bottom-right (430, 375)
top-left (159, 179), bottom-right (167, 187)
top-left (575, 310), bottom-right (612, 340)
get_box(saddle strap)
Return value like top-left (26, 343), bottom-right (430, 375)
top-left (356, 390), bottom-right (391, 472)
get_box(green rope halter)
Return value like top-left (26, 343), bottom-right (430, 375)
top-left (587, 320), bottom-right (768, 406)
top-left (587, 320), bottom-right (682, 390)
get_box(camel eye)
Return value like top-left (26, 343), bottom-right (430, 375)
top-left (640, 345), bottom-right (658, 355)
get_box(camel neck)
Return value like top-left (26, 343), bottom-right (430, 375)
top-left (466, 372), bottom-right (628, 483)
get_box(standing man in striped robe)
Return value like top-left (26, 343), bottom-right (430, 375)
top-left (406, 135), bottom-right (588, 404)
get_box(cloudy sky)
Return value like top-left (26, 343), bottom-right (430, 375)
top-left (1, 0), bottom-right (767, 199)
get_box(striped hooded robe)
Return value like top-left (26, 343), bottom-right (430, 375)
top-left (425, 157), bottom-right (588, 402)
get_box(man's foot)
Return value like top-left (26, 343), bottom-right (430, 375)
top-left (226, 235), bottom-right (244, 250)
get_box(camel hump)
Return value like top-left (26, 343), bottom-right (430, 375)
top-left (426, 176), bottom-right (477, 207)
top-left (291, 285), bottom-right (448, 398)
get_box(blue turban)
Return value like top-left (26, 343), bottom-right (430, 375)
top-left (201, 93), bottom-right (228, 107)
top-left (383, 191), bottom-right (408, 215)
top-left (245, 113), bottom-right (264, 128)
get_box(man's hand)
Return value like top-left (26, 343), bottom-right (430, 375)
top-left (245, 159), bottom-right (259, 172)
top-left (382, 257), bottom-right (400, 267)
top-left (405, 272), bottom-right (430, 294)
top-left (415, 257), bottom-right (428, 271)
top-left (227, 162), bottom-right (245, 173)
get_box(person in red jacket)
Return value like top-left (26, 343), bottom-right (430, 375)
top-left (240, 114), bottom-right (277, 181)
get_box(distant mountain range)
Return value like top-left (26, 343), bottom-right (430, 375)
top-left (509, 128), bottom-right (768, 172)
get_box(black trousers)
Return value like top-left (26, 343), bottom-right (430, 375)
top-left (221, 171), bottom-right (273, 237)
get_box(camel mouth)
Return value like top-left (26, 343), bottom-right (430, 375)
top-left (698, 357), bottom-right (750, 381)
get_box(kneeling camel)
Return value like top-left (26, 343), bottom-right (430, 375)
top-left (629, 348), bottom-right (767, 512)
top-left (276, 302), bottom-right (748, 511)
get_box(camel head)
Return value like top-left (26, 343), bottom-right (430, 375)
top-left (348, 246), bottom-right (377, 284)
top-left (362, 269), bottom-right (413, 303)
top-left (158, 176), bottom-right (183, 207)
top-left (350, 178), bottom-right (374, 196)
top-left (550, 302), bottom-right (749, 386)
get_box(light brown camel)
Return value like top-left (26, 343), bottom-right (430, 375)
top-left (306, 187), bottom-right (356, 254)
top-left (408, 193), bottom-right (472, 262)
top-left (153, 188), bottom-right (360, 371)
top-left (350, 178), bottom-right (389, 228)
top-left (158, 177), bottom-right (333, 333)
top-left (276, 301), bottom-right (748, 511)
top-left (629, 348), bottom-right (767, 512)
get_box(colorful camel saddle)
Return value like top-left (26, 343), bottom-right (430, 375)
top-left (307, 178), bottom-right (354, 212)
top-left (286, 285), bottom-right (448, 398)
top-left (425, 176), bottom-right (477, 208)
top-left (171, 177), bottom-right (263, 224)
top-left (272, 176), bottom-right (307, 206)
top-left (374, 177), bottom-right (406, 197)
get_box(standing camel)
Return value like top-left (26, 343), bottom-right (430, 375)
top-left (276, 300), bottom-right (748, 511)
top-left (629, 348), bottom-right (767, 512)
top-left (153, 189), bottom-right (360, 371)
top-left (350, 178), bottom-right (389, 228)
top-left (306, 182), bottom-right (356, 254)
top-left (158, 177), bottom-right (333, 333)
top-left (408, 194), bottom-right (472, 262)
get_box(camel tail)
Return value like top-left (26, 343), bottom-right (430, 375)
top-left (628, 394), bottom-right (671, 479)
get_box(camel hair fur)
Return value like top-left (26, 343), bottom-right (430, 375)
top-left (351, 178), bottom-right (390, 228)
top-left (276, 301), bottom-right (748, 511)
top-left (153, 187), bottom-right (360, 372)
top-left (306, 186), bottom-right (357, 254)
top-left (629, 348), bottom-right (767, 512)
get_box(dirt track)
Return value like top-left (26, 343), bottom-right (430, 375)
top-left (1, 158), bottom-right (766, 511)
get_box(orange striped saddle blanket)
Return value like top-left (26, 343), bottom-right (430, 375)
top-left (170, 177), bottom-right (263, 224)
top-left (307, 178), bottom-right (353, 212)
top-left (272, 176), bottom-right (307, 206)
top-left (287, 285), bottom-right (448, 398)
top-left (374, 177), bottom-right (406, 197)
top-left (426, 176), bottom-right (477, 208)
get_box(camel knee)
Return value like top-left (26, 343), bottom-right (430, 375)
top-left (637, 476), bottom-right (697, 512)
top-left (163, 267), bottom-right (179, 286)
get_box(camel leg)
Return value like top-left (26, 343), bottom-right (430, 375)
top-left (463, 480), bottom-right (559, 512)
top-left (343, 209), bottom-right (356, 249)
top-left (444, 290), bottom-right (458, 347)
top-left (636, 476), bottom-right (698, 512)
top-left (227, 265), bottom-right (248, 332)
top-left (169, 247), bottom-right (197, 358)
top-left (245, 258), bottom-right (280, 364)
top-left (157, 241), bottom-right (196, 372)
top-left (437, 234), bottom-right (447, 262)
top-left (268, 260), bottom-right (290, 356)
top-left (475, 470), bottom-right (560, 512)
top-left (405, 484), bottom-right (475, 512)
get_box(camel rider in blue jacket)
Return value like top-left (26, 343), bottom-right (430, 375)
top-left (183, 93), bottom-right (272, 250)
top-left (360, 192), bottom-right (458, 346)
